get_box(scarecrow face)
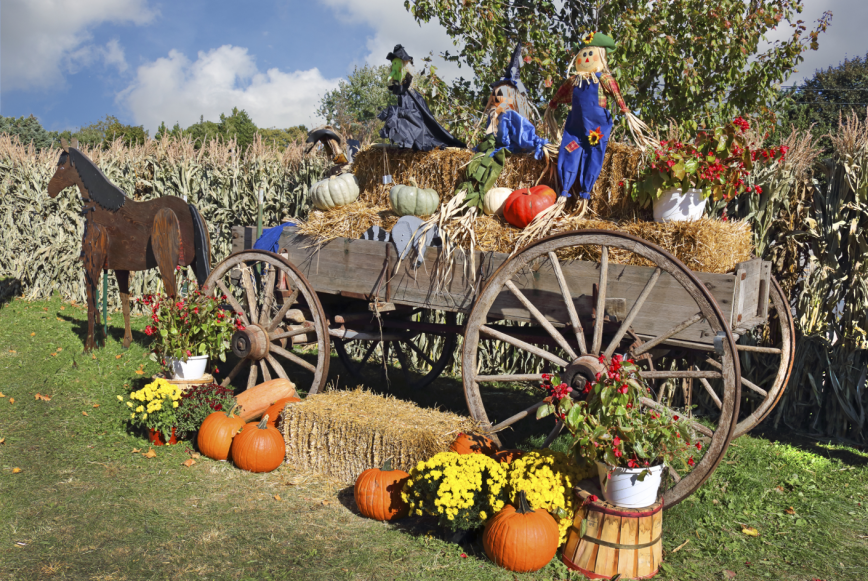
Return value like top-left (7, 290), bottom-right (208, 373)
top-left (575, 47), bottom-right (605, 74)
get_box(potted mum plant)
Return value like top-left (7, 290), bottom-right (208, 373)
top-left (141, 288), bottom-right (242, 380)
top-left (633, 117), bottom-right (786, 222)
top-left (537, 355), bottom-right (699, 508)
top-left (174, 382), bottom-right (237, 439)
top-left (117, 378), bottom-right (184, 445)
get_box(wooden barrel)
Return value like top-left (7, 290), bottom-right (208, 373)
top-left (562, 489), bottom-right (663, 579)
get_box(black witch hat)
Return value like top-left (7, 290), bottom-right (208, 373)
top-left (386, 44), bottom-right (414, 64)
top-left (491, 42), bottom-right (527, 95)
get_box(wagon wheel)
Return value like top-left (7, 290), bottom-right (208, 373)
top-left (461, 231), bottom-right (741, 509)
top-left (655, 276), bottom-right (794, 438)
top-left (333, 310), bottom-right (458, 390)
top-left (202, 250), bottom-right (330, 395)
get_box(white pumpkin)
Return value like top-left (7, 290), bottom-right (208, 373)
top-left (310, 173), bottom-right (360, 211)
top-left (482, 187), bottom-right (514, 216)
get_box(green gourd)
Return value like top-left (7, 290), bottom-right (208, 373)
top-left (389, 179), bottom-right (439, 216)
top-left (310, 173), bottom-right (360, 211)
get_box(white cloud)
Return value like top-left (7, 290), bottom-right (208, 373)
top-left (319, 0), bottom-right (466, 82)
top-left (118, 45), bottom-right (341, 133)
top-left (0, 0), bottom-right (153, 91)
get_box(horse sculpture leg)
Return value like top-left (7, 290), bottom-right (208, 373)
top-left (115, 270), bottom-right (133, 349)
top-left (82, 222), bottom-right (108, 352)
top-left (151, 208), bottom-right (182, 297)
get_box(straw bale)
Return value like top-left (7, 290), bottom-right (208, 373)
top-left (295, 201), bottom-right (400, 244)
top-left (282, 388), bottom-right (480, 483)
top-left (352, 142), bottom-right (642, 219)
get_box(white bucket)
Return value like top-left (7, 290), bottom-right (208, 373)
top-left (596, 462), bottom-right (664, 508)
top-left (169, 355), bottom-right (209, 380)
top-left (652, 187), bottom-right (707, 222)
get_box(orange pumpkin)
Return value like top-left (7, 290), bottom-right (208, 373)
top-left (502, 185), bottom-right (557, 229)
top-left (492, 449), bottom-right (524, 464)
top-left (483, 491), bottom-right (560, 572)
top-left (354, 459), bottom-right (410, 521)
top-left (231, 414), bottom-right (285, 473)
top-left (236, 378), bottom-right (298, 422)
top-left (264, 396), bottom-right (301, 430)
top-left (449, 432), bottom-right (499, 456)
top-left (197, 404), bottom-right (246, 461)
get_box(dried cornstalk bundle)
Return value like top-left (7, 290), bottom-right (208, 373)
top-left (282, 388), bottom-right (480, 482)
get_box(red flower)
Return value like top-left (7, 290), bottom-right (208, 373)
top-left (144, 325), bottom-right (155, 336)
top-left (186, 350), bottom-right (192, 357)
top-left (687, 457), bottom-right (695, 467)
top-left (587, 494), bottom-right (599, 503)
top-left (614, 448), bottom-right (623, 457)
top-left (673, 415), bottom-right (679, 421)
top-left (175, 265), bottom-right (181, 271)
top-left (460, 553), bottom-right (468, 558)
top-left (613, 436), bottom-right (621, 446)
top-left (696, 442), bottom-right (702, 450)
top-left (541, 373), bottom-right (552, 381)
top-left (755, 186), bottom-right (763, 194)
top-left (193, 307), bottom-right (199, 314)
top-left (627, 459), bottom-right (637, 468)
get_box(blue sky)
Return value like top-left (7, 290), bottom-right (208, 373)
top-left (1, 0), bottom-right (866, 135)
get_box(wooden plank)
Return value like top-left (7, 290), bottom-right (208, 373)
top-left (617, 513), bottom-right (639, 578)
top-left (651, 510), bottom-right (663, 570)
top-left (636, 509), bottom-right (654, 577)
top-left (576, 509), bottom-right (602, 571)
top-left (593, 513), bottom-right (621, 578)
top-left (562, 510), bottom-right (584, 562)
top-left (731, 259), bottom-right (764, 328)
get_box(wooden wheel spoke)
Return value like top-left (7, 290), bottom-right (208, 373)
top-left (736, 344), bottom-right (782, 354)
top-left (267, 288), bottom-right (299, 332)
top-left (541, 420), bottom-right (564, 448)
top-left (259, 359), bottom-right (272, 382)
top-left (479, 324), bottom-right (569, 368)
top-left (239, 264), bottom-right (260, 324)
top-left (474, 373), bottom-right (545, 383)
top-left (247, 364), bottom-right (258, 390)
top-left (548, 251), bottom-right (587, 355)
top-left (632, 313), bottom-right (705, 356)
top-left (591, 245), bottom-right (608, 355)
top-left (271, 323), bottom-right (313, 341)
top-left (270, 344), bottom-right (317, 373)
top-left (221, 358), bottom-right (247, 387)
top-left (394, 342), bottom-right (412, 385)
top-left (406, 339), bottom-right (435, 367)
top-left (639, 397), bottom-right (714, 437)
top-left (265, 354), bottom-right (289, 381)
top-left (488, 401), bottom-right (547, 434)
top-left (639, 370), bottom-right (722, 380)
top-left (603, 267), bottom-right (661, 359)
top-left (505, 280), bottom-right (578, 360)
top-left (356, 341), bottom-right (379, 369)
top-left (259, 265), bottom-right (277, 326)
top-left (705, 358), bottom-right (767, 397)
top-left (699, 377), bottom-right (722, 409)
top-left (216, 280), bottom-right (249, 326)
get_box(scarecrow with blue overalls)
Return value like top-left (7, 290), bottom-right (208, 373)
top-left (537, 31), bottom-right (654, 224)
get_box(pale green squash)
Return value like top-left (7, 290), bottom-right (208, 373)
top-left (310, 173), bottom-right (360, 211)
top-left (389, 184), bottom-right (440, 216)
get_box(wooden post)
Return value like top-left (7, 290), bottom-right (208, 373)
top-left (102, 271), bottom-right (108, 346)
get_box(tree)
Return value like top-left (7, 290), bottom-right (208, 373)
top-left (105, 118), bottom-right (147, 147)
top-left (259, 125), bottom-right (308, 149)
top-left (219, 107), bottom-right (257, 152)
top-left (0, 114), bottom-right (58, 149)
top-left (405, 0), bottom-right (832, 138)
top-left (317, 64), bottom-right (396, 144)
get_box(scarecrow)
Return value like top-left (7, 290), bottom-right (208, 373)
top-left (484, 42), bottom-right (537, 134)
top-left (543, 32), bottom-right (654, 213)
top-left (378, 44), bottom-right (466, 151)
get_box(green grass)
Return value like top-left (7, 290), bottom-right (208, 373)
top-left (0, 295), bottom-right (866, 580)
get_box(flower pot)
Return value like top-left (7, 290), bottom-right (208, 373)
top-left (595, 461), bottom-right (664, 508)
top-left (148, 427), bottom-right (179, 446)
top-left (168, 355), bottom-right (208, 380)
top-left (652, 187), bottom-right (706, 222)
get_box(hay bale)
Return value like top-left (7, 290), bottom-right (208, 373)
top-left (282, 388), bottom-right (479, 483)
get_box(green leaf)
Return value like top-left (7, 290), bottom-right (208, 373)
top-left (536, 403), bottom-right (555, 419)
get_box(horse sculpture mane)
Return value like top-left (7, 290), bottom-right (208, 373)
top-left (69, 148), bottom-right (127, 211)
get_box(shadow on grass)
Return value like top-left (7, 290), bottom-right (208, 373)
top-left (753, 426), bottom-right (868, 467)
top-left (0, 276), bottom-right (21, 309)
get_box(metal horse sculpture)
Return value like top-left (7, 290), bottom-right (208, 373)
top-left (47, 139), bottom-right (212, 351)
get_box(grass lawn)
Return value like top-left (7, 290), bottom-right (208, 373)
top-left (0, 294), bottom-right (866, 580)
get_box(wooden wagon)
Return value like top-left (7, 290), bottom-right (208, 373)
top-left (202, 224), bottom-right (794, 508)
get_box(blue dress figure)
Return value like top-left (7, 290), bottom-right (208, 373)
top-left (546, 32), bottom-right (640, 202)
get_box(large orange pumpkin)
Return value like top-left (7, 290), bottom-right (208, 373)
top-left (483, 491), bottom-right (560, 572)
top-left (236, 378), bottom-right (298, 422)
top-left (354, 459), bottom-right (410, 521)
top-left (264, 396), bottom-right (301, 430)
top-left (198, 404), bottom-right (246, 461)
top-left (449, 432), bottom-right (499, 456)
top-left (502, 185), bottom-right (557, 229)
top-left (231, 414), bottom-right (285, 473)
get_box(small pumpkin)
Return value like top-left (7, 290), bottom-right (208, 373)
top-left (197, 404), bottom-right (246, 461)
top-left (448, 432), bottom-right (499, 456)
top-left (482, 491), bottom-right (560, 573)
top-left (310, 173), bottom-right (360, 211)
top-left (492, 449), bottom-right (524, 464)
top-left (502, 185), bottom-right (557, 229)
top-left (389, 181), bottom-right (440, 216)
top-left (264, 396), bottom-right (301, 430)
top-left (236, 378), bottom-right (298, 422)
top-left (354, 459), bottom-right (410, 521)
top-left (231, 414), bottom-right (286, 473)
top-left (482, 187), bottom-right (513, 216)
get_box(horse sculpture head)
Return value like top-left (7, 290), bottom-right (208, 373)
top-left (47, 138), bottom-right (126, 210)
top-left (47, 138), bottom-right (78, 198)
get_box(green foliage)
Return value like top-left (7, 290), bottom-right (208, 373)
top-left (317, 64), bottom-right (396, 144)
top-left (0, 114), bottom-right (58, 149)
top-left (219, 107), bottom-right (257, 153)
top-left (405, 0), bottom-right (831, 137)
top-left (174, 383), bottom-right (237, 438)
top-left (58, 115), bottom-right (148, 149)
top-left (258, 125), bottom-right (307, 149)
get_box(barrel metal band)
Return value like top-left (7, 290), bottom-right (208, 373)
top-left (581, 533), bottom-right (662, 550)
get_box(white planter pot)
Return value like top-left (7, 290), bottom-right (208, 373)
top-left (596, 461), bottom-right (664, 508)
top-left (652, 187), bottom-right (707, 222)
top-left (169, 355), bottom-right (208, 380)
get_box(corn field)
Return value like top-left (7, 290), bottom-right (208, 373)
top-left (0, 134), bottom-right (328, 310)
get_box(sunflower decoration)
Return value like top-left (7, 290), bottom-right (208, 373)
top-left (588, 126), bottom-right (604, 146)
top-left (582, 31), bottom-right (596, 45)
